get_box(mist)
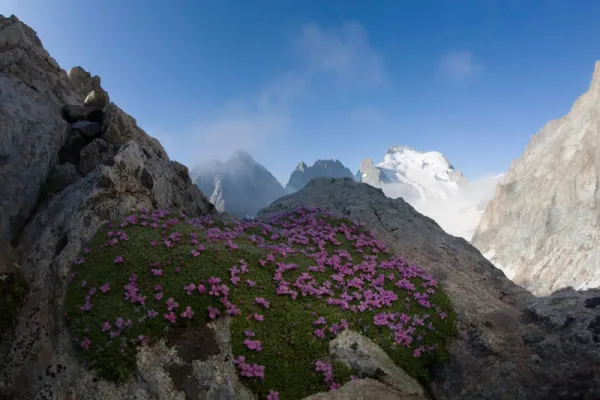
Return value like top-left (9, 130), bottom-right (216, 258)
top-left (379, 174), bottom-right (503, 241)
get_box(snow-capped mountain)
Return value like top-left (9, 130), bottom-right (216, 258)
top-left (285, 159), bottom-right (355, 193)
top-left (194, 150), bottom-right (285, 218)
top-left (358, 146), bottom-right (467, 201)
top-left (358, 146), bottom-right (500, 241)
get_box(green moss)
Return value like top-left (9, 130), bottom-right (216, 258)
top-left (0, 268), bottom-right (29, 336)
top-left (65, 209), bottom-right (457, 399)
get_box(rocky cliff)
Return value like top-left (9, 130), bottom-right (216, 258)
top-left (0, 14), bottom-right (215, 399)
top-left (472, 61), bottom-right (600, 296)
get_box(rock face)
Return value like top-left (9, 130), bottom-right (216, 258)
top-left (285, 159), bottom-right (355, 193)
top-left (472, 61), bottom-right (600, 296)
top-left (194, 150), bottom-right (285, 218)
top-left (0, 14), bottom-right (215, 399)
top-left (258, 177), bottom-right (600, 400)
top-left (209, 174), bottom-right (226, 213)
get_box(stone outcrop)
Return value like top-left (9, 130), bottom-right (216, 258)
top-left (0, 14), bottom-right (215, 399)
top-left (472, 61), bottom-right (600, 296)
top-left (258, 177), bottom-right (600, 400)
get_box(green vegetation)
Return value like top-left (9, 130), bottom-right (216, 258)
top-left (65, 207), bottom-right (456, 399)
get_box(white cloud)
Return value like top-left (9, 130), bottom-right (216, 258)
top-left (162, 20), bottom-right (384, 171)
top-left (438, 50), bottom-right (480, 79)
top-left (379, 173), bottom-right (503, 241)
top-left (151, 100), bottom-right (290, 167)
top-left (296, 21), bottom-right (384, 84)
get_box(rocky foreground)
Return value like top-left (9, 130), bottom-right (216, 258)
top-left (1, 13), bottom-right (600, 400)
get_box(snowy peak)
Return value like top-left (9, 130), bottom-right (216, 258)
top-left (362, 145), bottom-right (467, 202)
top-left (285, 159), bottom-right (355, 193)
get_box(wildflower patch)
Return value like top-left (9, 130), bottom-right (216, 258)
top-left (65, 207), bottom-right (456, 399)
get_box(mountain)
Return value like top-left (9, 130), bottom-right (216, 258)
top-left (194, 150), bottom-right (285, 218)
top-left (472, 61), bottom-right (600, 296)
top-left (356, 146), bottom-right (497, 240)
top-left (358, 146), bottom-right (468, 202)
top-left (284, 159), bottom-right (355, 193)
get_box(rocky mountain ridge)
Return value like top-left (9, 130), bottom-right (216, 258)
top-left (284, 159), bottom-right (355, 193)
top-left (473, 60), bottom-right (600, 296)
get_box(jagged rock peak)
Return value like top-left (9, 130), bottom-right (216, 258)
top-left (285, 158), bottom-right (355, 194)
top-left (0, 14), bottom-right (82, 105)
top-left (296, 161), bottom-right (308, 171)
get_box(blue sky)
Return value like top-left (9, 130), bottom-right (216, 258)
top-left (3, 0), bottom-right (600, 184)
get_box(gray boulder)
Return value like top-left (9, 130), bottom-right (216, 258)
top-left (83, 88), bottom-right (110, 109)
top-left (303, 378), bottom-right (426, 400)
top-left (329, 331), bottom-right (424, 396)
top-left (78, 138), bottom-right (112, 175)
top-left (67, 66), bottom-right (101, 99)
top-left (60, 104), bottom-right (104, 124)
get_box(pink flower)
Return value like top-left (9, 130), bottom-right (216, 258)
top-left (166, 297), bottom-right (179, 311)
top-left (253, 313), bottom-right (264, 322)
top-left (101, 321), bottom-right (111, 332)
top-left (244, 330), bottom-right (255, 337)
top-left (114, 255), bottom-right (124, 264)
top-left (314, 328), bottom-right (325, 338)
top-left (147, 309), bottom-right (158, 318)
top-left (197, 284), bottom-right (206, 293)
top-left (100, 282), bottom-right (110, 293)
top-left (313, 316), bottom-right (327, 326)
top-left (80, 337), bottom-right (91, 350)
top-left (208, 306), bottom-right (221, 319)
top-left (267, 390), bottom-right (279, 400)
top-left (138, 335), bottom-right (149, 346)
top-left (254, 297), bottom-right (270, 309)
top-left (154, 292), bottom-right (164, 300)
top-left (180, 306), bottom-right (194, 319)
top-left (184, 282), bottom-right (196, 295)
top-left (191, 249), bottom-right (200, 257)
top-left (246, 279), bottom-right (256, 287)
top-left (151, 268), bottom-right (164, 276)
top-left (330, 382), bottom-right (341, 390)
top-left (164, 311), bottom-right (177, 324)
top-left (243, 339), bottom-right (262, 351)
